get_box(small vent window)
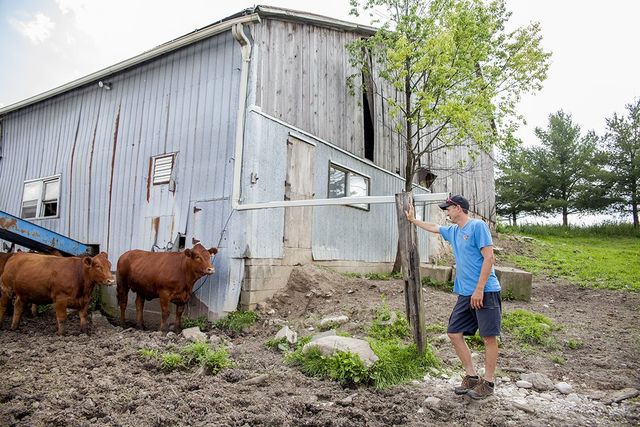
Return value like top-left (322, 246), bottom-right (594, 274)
top-left (152, 154), bottom-right (175, 185)
top-left (328, 163), bottom-right (370, 211)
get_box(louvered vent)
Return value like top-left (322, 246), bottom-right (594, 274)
top-left (152, 154), bottom-right (174, 185)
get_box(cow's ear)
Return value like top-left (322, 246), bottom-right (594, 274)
top-left (208, 247), bottom-right (218, 255)
top-left (83, 257), bottom-right (92, 267)
top-left (184, 249), bottom-right (192, 258)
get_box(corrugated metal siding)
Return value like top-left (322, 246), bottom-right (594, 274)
top-left (0, 31), bottom-right (243, 315)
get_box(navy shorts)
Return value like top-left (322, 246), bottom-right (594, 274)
top-left (447, 292), bottom-right (502, 337)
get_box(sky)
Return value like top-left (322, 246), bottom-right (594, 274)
top-left (1, 0), bottom-right (639, 147)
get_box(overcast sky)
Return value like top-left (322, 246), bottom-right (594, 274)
top-left (1, 0), bottom-right (639, 146)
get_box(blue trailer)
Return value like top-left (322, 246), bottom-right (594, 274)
top-left (0, 210), bottom-right (96, 256)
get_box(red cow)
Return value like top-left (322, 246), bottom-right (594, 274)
top-left (116, 243), bottom-right (218, 332)
top-left (0, 252), bottom-right (115, 334)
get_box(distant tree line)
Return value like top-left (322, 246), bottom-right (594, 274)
top-left (496, 98), bottom-right (640, 228)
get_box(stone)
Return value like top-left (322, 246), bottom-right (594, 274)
top-left (319, 315), bottom-right (349, 328)
top-left (555, 382), bottom-right (573, 394)
top-left (424, 396), bottom-right (441, 407)
top-left (181, 327), bottom-right (207, 342)
top-left (243, 374), bottom-right (269, 385)
top-left (566, 393), bottom-right (582, 404)
top-left (520, 372), bottom-right (555, 392)
top-left (516, 380), bottom-right (533, 389)
top-left (303, 336), bottom-right (378, 367)
top-left (310, 329), bottom-right (337, 342)
top-left (275, 325), bottom-right (298, 344)
top-left (513, 402), bottom-right (535, 414)
top-left (494, 266), bottom-right (532, 301)
top-left (605, 388), bottom-right (639, 404)
top-left (209, 334), bottom-right (223, 346)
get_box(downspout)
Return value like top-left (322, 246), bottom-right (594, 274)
top-left (231, 23), bottom-right (252, 210)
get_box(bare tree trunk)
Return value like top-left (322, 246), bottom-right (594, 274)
top-left (395, 191), bottom-right (426, 355)
top-left (562, 206), bottom-right (568, 226)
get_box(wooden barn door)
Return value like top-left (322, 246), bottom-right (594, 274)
top-left (283, 136), bottom-right (315, 263)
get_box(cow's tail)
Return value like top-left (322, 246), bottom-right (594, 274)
top-left (116, 272), bottom-right (128, 327)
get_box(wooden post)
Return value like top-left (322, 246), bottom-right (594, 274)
top-left (395, 191), bottom-right (426, 355)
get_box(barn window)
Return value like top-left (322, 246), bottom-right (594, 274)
top-left (328, 163), bottom-right (370, 211)
top-left (152, 154), bottom-right (175, 185)
top-left (21, 175), bottom-right (60, 219)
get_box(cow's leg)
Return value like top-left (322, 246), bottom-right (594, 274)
top-left (159, 294), bottom-right (170, 332)
top-left (135, 294), bottom-right (145, 329)
top-left (116, 273), bottom-right (129, 327)
top-left (10, 296), bottom-right (26, 331)
top-left (31, 304), bottom-right (38, 317)
top-left (0, 281), bottom-right (12, 328)
top-left (54, 300), bottom-right (68, 335)
top-left (79, 305), bottom-right (89, 334)
top-left (174, 303), bottom-right (185, 332)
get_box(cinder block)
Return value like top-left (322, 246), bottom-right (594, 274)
top-left (419, 264), bottom-right (452, 283)
top-left (495, 266), bottom-right (532, 302)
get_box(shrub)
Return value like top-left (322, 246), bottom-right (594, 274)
top-left (503, 309), bottom-right (559, 348)
top-left (214, 311), bottom-right (260, 334)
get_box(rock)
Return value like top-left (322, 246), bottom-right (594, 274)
top-left (166, 331), bottom-right (176, 339)
top-left (274, 325), bottom-right (298, 344)
top-left (319, 315), bottom-right (349, 328)
top-left (434, 334), bottom-right (449, 343)
top-left (516, 380), bottom-right (533, 389)
top-left (181, 327), bottom-right (207, 342)
top-left (242, 374), bottom-right (269, 386)
top-left (605, 388), bottom-right (639, 404)
top-left (500, 376), bottom-right (511, 383)
top-left (209, 334), bottom-right (222, 346)
top-left (337, 393), bottom-right (357, 406)
top-left (310, 329), bottom-right (337, 342)
top-left (521, 372), bottom-right (555, 392)
top-left (513, 402), bottom-right (535, 414)
top-left (267, 309), bottom-right (276, 315)
top-left (566, 393), bottom-right (582, 404)
top-left (302, 336), bottom-right (378, 367)
top-left (539, 393), bottom-right (553, 401)
top-left (555, 382), bottom-right (573, 394)
top-left (424, 396), bottom-right (441, 407)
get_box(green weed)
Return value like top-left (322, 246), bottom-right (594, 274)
top-left (424, 323), bottom-right (446, 334)
top-left (365, 271), bottom-right (403, 280)
top-left (565, 339), bottom-right (584, 350)
top-left (464, 332), bottom-right (485, 350)
top-left (421, 276), bottom-right (453, 292)
top-left (138, 348), bottom-right (159, 358)
top-left (368, 304), bottom-right (410, 341)
top-left (503, 309), bottom-right (560, 348)
top-left (265, 337), bottom-right (290, 351)
top-left (342, 272), bottom-right (362, 278)
top-left (368, 340), bottom-right (440, 389)
top-left (160, 352), bottom-right (184, 371)
top-left (140, 342), bottom-right (233, 375)
top-left (213, 311), bottom-right (260, 334)
top-left (182, 315), bottom-right (209, 331)
top-left (550, 354), bottom-right (566, 365)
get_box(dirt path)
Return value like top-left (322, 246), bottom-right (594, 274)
top-left (1, 241), bottom-right (639, 426)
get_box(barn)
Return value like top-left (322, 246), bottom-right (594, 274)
top-left (0, 6), bottom-right (496, 320)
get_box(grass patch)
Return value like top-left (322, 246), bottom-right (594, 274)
top-left (503, 309), bottom-right (560, 348)
top-left (464, 332), bottom-right (484, 350)
top-left (424, 323), bottom-right (446, 334)
top-left (140, 342), bottom-right (233, 374)
top-left (421, 276), bottom-right (453, 292)
top-left (285, 306), bottom-right (441, 389)
top-left (565, 339), bottom-right (584, 350)
top-left (182, 315), bottom-right (209, 331)
top-left (365, 271), bottom-right (403, 280)
top-left (265, 337), bottom-right (290, 352)
top-left (550, 354), bottom-right (566, 365)
top-left (504, 234), bottom-right (639, 291)
top-left (213, 310), bottom-right (260, 334)
top-left (342, 272), bottom-right (362, 278)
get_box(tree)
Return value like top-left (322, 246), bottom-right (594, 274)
top-left (530, 111), bottom-right (608, 226)
top-left (347, 0), bottom-right (551, 191)
top-left (495, 146), bottom-right (542, 225)
top-left (603, 99), bottom-right (640, 228)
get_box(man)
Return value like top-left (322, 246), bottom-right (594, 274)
top-left (406, 195), bottom-right (501, 399)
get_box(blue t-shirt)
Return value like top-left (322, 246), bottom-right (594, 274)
top-left (439, 219), bottom-right (501, 296)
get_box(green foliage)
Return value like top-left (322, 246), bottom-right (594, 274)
top-left (213, 310), bottom-right (260, 334)
top-left (365, 271), bottom-right (403, 280)
top-left (550, 354), bottom-right (566, 365)
top-left (265, 337), bottom-right (290, 352)
top-left (159, 352), bottom-right (184, 371)
top-left (602, 98), bottom-right (640, 228)
top-left (182, 315), bottom-right (209, 331)
top-left (421, 276), bottom-right (453, 292)
top-left (342, 272), bottom-right (362, 278)
top-left (326, 352), bottom-right (370, 386)
top-left (348, 0), bottom-right (550, 190)
top-left (368, 304), bottom-right (410, 341)
top-left (368, 340), bottom-right (441, 389)
top-left (501, 289), bottom-right (516, 301)
top-left (503, 232), bottom-right (640, 291)
top-left (36, 304), bottom-right (52, 314)
top-left (565, 339), bottom-right (584, 350)
top-left (503, 309), bottom-right (559, 348)
top-left (140, 342), bottom-right (233, 375)
top-left (424, 323), bottom-right (446, 334)
top-left (501, 222), bottom-right (640, 238)
top-left (464, 332), bottom-right (485, 350)
top-left (496, 146), bottom-right (543, 222)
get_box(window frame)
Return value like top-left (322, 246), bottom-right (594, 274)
top-left (327, 162), bottom-right (371, 211)
top-left (21, 174), bottom-right (61, 220)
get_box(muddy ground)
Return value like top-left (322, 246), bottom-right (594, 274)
top-left (1, 235), bottom-right (639, 426)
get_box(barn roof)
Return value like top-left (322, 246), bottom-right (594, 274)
top-left (0, 5), bottom-right (376, 116)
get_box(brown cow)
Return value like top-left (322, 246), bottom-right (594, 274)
top-left (0, 252), bottom-right (115, 334)
top-left (116, 243), bottom-right (218, 331)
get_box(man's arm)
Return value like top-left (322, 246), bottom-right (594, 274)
top-left (470, 245), bottom-right (495, 309)
top-left (405, 204), bottom-right (441, 234)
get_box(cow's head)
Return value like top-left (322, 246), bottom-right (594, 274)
top-left (184, 244), bottom-right (218, 276)
top-left (84, 252), bottom-right (115, 285)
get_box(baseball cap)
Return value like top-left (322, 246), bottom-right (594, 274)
top-left (438, 195), bottom-right (470, 210)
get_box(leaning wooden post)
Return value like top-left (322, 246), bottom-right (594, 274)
top-left (395, 191), bottom-right (426, 354)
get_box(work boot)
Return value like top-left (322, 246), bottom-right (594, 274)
top-left (454, 375), bottom-right (480, 395)
top-left (467, 378), bottom-right (495, 400)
